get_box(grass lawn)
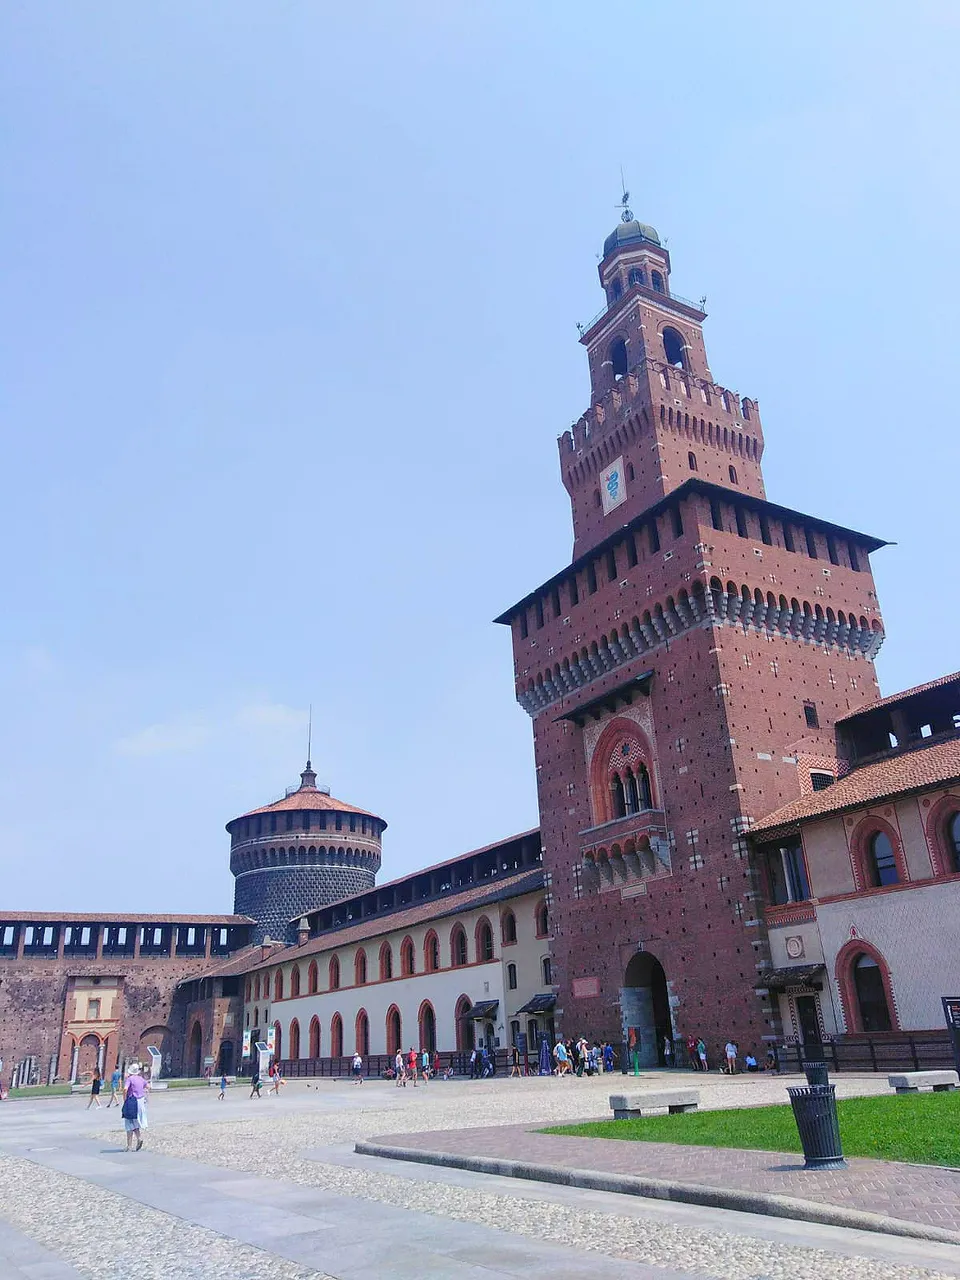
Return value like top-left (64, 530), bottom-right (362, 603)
top-left (7, 1084), bottom-right (73, 1099)
top-left (545, 1091), bottom-right (960, 1166)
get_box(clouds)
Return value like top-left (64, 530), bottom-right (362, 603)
top-left (115, 700), bottom-right (304, 757)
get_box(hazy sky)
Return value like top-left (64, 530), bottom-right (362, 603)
top-left (2, 1), bottom-right (958, 913)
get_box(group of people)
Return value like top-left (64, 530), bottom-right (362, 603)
top-left (552, 1038), bottom-right (616, 1076)
top-left (684, 1036), bottom-right (773, 1073)
top-left (391, 1046), bottom-right (443, 1084)
top-left (248, 1061), bottom-right (285, 1097)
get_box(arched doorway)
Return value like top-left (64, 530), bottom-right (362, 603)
top-left (455, 995), bottom-right (474, 1052)
top-left (419, 1001), bottom-right (436, 1053)
top-left (386, 1005), bottom-right (401, 1055)
top-left (621, 951), bottom-right (672, 1068)
top-left (189, 1021), bottom-right (203, 1077)
top-left (77, 1034), bottom-right (100, 1081)
top-left (218, 1040), bottom-right (234, 1075)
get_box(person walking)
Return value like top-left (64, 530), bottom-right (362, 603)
top-left (421, 1047), bottom-right (431, 1081)
top-left (120, 1080), bottom-right (142, 1151)
top-left (394, 1048), bottom-right (406, 1086)
top-left (724, 1041), bottom-right (738, 1074)
top-left (663, 1035), bottom-right (673, 1068)
top-left (407, 1047), bottom-right (418, 1087)
top-left (249, 1070), bottom-right (262, 1098)
top-left (218, 1072), bottom-right (228, 1100)
top-left (696, 1038), bottom-right (708, 1072)
top-left (468, 1047), bottom-right (478, 1079)
top-left (686, 1035), bottom-right (698, 1069)
top-left (86, 1070), bottom-right (103, 1109)
top-left (106, 1066), bottom-right (123, 1108)
top-left (351, 1051), bottom-right (364, 1084)
top-left (122, 1066), bottom-right (149, 1149)
top-left (602, 1041), bottom-right (614, 1073)
top-left (553, 1038), bottom-right (569, 1076)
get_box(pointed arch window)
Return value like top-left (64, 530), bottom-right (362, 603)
top-left (307, 961), bottom-right (318, 994)
top-left (328, 955), bottom-right (340, 990)
top-left (853, 954), bottom-right (893, 1032)
top-left (379, 941), bottom-right (393, 981)
top-left (867, 831), bottom-right (899, 887)
top-left (628, 267), bottom-right (645, 287)
top-left (274, 970), bottom-right (284, 1002)
top-left (330, 1013), bottom-right (343, 1059)
top-left (535, 901), bottom-right (549, 939)
top-left (502, 910), bottom-right (517, 945)
top-left (948, 812), bottom-right (960, 873)
top-left (451, 924), bottom-right (468, 968)
top-left (355, 1009), bottom-right (369, 1056)
top-left (609, 338), bottom-right (628, 377)
top-left (476, 918), bottom-right (494, 963)
top-left (423, 931), bottom-right (440, 972)
top-left (309, 1015), bottom-right (320, 1058)
top-left (400, 937), bottom-right (415, 977)
top-left (289, 1018), bottom-right (301, 1059)
top-left (290, 965), bottom-right (301, 998)
top-left (651, 270), bottom-right (665, 293)
top-left (355, 949), bottom-right (367, 985)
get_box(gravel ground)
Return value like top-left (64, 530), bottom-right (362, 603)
top-left (0, 1151), bottom-right (333, 1280)
top-left (138, 1072), bottom-right (960, 1280)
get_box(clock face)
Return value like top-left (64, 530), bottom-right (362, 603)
top-left (785, 936), bottom-right (804, 959)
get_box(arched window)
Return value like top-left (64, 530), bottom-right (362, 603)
top-left (307, 961), bottom-right (318, 994)
top-left (244, 978), bottom-right (251, 1002)
top-left (309, 1015), bottom-right (320, 1058)
top-left (853, 953), bottom-right (893, 1032)
top-left (330, 1013), bottom-right (343, 1059)
top-left (688, 451), bottom-right (697, 471)
top-left (419, 1000), bottom-right (437, 1053)
top-left (867, 831), bottom-right (899, 887)
top-left (386, 1005), bottom-right (402, 1055)
top-left (651, 270), bottom-right (665, 293)
top-left (355, 1009), bottom-right (369, 1056)
top-left (628, 267), bottom-right (645, 287)
top-left (476, 918), bottom-right (494, 963)
top-left (610, 277), bottom-right (623, 301)
top-left (609, 338), bottom-right (628, 377)
top-left (400, 937), bottom-right (415, 977)
top-left (624, 770), bottom-right (640, 814)
top-left (729, 465), bottom-right (738, 484)
top-left (254, 975), bottom-right (261, 1001)
top-left (507, 962), bottom-right (518, 990)
top-left (355, 949), bottom-right (367, 985)
top-left (502, 911), bottom-right (517, 945)
top-left (273, 1021), bottom-right (282, 1060)
top-left (451, 925), bottom-right (468, 968)
top-left (253, 1006), bottom-right (259, 1027)
top-left (455, 994), bottom-right (474, 1052)
top-left (290, 965), bottom-right (301, 998)
top-left (589, 718), bottom-right (656, 825)
top-left (611, 774), bottom-right (626, 818)
top-left (637, 764), bottom-right (653, 810)
top-left (379, 941), bottom-right (393, 981)
top-left (423, 930), bottom-right (440, 972)
top-left (289, 1018), bottom-right (300, 1059)
top-left (662, 327), bottom-right (686, 368)
top-left (274, 971), bottom-right (284, 1002)
top-left (329, 955), bottom-right (340, 990)
top-left (542, 956), bottom-right (553, 985)
top-left (535, 901), bottom-right (549, 939)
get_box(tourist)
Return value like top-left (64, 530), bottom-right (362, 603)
top-left (663, 1035), bottom-right (673, 1068)
top-left (106, 1065), bottom-right (122, 1108)
top-left (86, 1069), bottom-right (103, 1109)
top-left (744, 1053), bottom-right (759, 1073)
top-left (249, 1070), bottom-right (262, 1098)
top-left (468, 1047), bottom-right (478, 1079)
top-left (575, 1035), bottom-right (589, 1076)
top-left (509, 1044), bottom-right (522, 1077)
top-left (724, 1040), bottom-right (738, 1074)
top-left (696, 1038), bottom-right (708, 1071)
top-left (421, 1047), bottom-right (431, 1080)
top-left (394, 1048), bottom-right (406, 1086)
top-left (218, 1072), bottom-right (228, 1099)
top-left (602, 1042), bottom-right (615, 1072)
top-left (120, 1079), bottom-right (142, 1151)
top-left (686, 1035), bottom-right (698, 1069)
top-left (432, 1050), bottom-right (440, 1078)
top-left (123, 1065), bottom-right (149, 1147)
top-left (587, 1042), bottom-right (601, 1075)
top-left (553, 1038), bottom-right (570, 1076)
top-left (407, 1046), bottom-right (418, 1086)
top-left (270, 1064), bottom-right (284, 1095)
top-left (352, 1051), bottom-right (364, 1084)
top-left (764, 1048), bottom-right (779, 1073)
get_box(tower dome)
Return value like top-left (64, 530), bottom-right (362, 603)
top-left (227, 762), bottom-right (385, 943)
top-left (603, 217), bottom-right (661, 258)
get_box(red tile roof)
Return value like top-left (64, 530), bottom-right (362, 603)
top-left (751, 736), bottom-right (960, 837)
top-left (0, 912), bottom-right (252, 925)
top-left (252, 867), bottom-right (545, 970)
top-left (177, 943), bottom-right (285, 985)
top-left (836, 671), bottom-right (960, 722)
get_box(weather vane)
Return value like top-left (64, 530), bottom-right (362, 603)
top-left (618, 167), bottom-right (633, 223)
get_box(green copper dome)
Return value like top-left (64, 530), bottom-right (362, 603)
top-left (603, 219), bottom-right (661, 257)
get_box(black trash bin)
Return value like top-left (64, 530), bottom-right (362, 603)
top-left (788, 1083), bottom-right (845, 1170)
top-left (803, 1061), bottom-right (829, 1088)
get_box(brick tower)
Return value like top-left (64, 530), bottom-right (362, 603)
top-left (496, 206), bottom-right (888, 1062)
top-left (227, 762), bottom-right (385, 943)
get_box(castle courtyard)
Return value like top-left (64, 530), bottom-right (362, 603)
top-left (2, 1074), bottom-right (960, 1280)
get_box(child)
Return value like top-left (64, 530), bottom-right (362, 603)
top-left (218, 1072), bottom-right (227, 1099)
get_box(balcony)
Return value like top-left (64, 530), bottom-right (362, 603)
top-left (579, 809), bottom-right (672, 895)
top-left (580, 282), bottom-right (707, 336)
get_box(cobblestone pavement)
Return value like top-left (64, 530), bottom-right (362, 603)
top-left (371, 1119), bottom-right (960, 1236)
top-left (0, 1072), bottom-right (959, 1279)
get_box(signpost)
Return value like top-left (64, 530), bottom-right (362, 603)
top-left (941, 997), bottom-right (960, 1074)
top-left (146, 1045), bottom-right (166, 1090)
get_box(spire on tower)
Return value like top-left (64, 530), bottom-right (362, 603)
top-left (618, 169), bottom-right (633, 223)
top-left (300, 703), bottom-right (317, 789)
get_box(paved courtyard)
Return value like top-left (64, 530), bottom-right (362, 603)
top-left (1, 1070), bottom-right (960, 1278)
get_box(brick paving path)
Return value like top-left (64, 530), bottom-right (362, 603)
top-left (371, 1120), bottom-right (960, 1235)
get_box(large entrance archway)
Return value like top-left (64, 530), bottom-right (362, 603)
top-left (620, 951), bottom-right (672, 1068)
top-left (188, 1021), bottom-right (203, 1077)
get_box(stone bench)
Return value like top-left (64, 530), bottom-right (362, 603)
top-left (609, 1089), bottom-right (699, 1119)
top-left (887, 1070), bottom-right (959, 1094)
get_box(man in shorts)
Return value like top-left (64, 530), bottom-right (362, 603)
top-left (351, 1051), bottom-right (364, 1084)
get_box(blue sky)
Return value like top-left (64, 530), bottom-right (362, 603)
top-left (2, 1), bottom-right (957, 912)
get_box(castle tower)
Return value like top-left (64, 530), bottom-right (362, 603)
top-left (227, 763), bottom-right (385, 943)
top-left (497, 214), bottom-right (888, 1061)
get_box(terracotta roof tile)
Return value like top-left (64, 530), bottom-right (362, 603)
top-left (251, 868), bottom-right (545, 970)
top-left (751, 737), bottom-right (960, 837)
top-left (836, 671), bottom-right (960, 722)
top-left (177, 943), bottom-right (285, 985)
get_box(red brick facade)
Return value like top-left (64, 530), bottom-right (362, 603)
top-left (497, 216), bottom-right (888, 1065)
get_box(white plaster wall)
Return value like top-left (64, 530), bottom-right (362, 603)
top-left (818, 880), bottom-right (960, 1030)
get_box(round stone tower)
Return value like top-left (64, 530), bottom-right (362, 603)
top-left (227, 761), bottom-right (385, 943)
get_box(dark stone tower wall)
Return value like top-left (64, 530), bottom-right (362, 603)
top-left (233, 864), bottom-right (376, 944)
